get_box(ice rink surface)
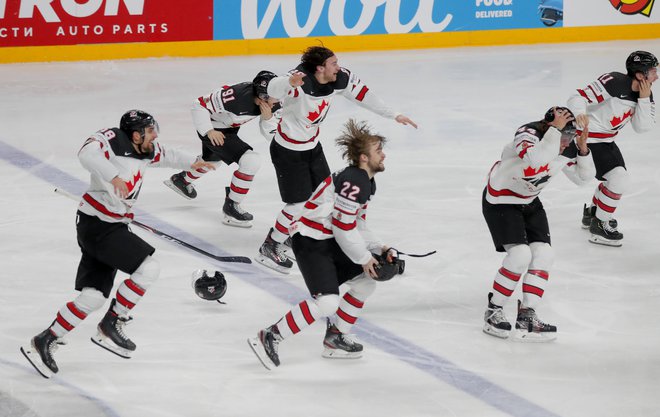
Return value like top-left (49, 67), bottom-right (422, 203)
top-left (1, 39), bottom-right (659, 417)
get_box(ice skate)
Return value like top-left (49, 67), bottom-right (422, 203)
top-left (247, 325), bottom-right (281, 370)
top-left (588, 217), bottom-right (623, 247)
top-left (582, 204), bottom-right (617, 230)
top-left (513, 300), bottom-right (557, 342)
top-left (222, 187), bottom-right (253, 228)
top-left (483, 293), bottom-right (512, 339)
top-left (282, 236), bottom-right (296, 261)
top-left (20, 328), bottom-right (61, 378)
top-left (322, 319), bottom-right (363, 359)
top-left (91, 300), bottom-right (136, 359)
top-left (164, 172), bottom-right (197, 200)
top-left (255, 229), bottom-right (293, 274)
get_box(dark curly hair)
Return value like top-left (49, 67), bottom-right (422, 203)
top-left (335, 119), bottom-right (386, 166)
top-left (300, 45), bottom-right (335, 73)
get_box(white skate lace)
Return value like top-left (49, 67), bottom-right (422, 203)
top-left (339, 333), bottom-right (359, 346)
top-left (115, 319), bottom-right (131, 341)
top-left (274, 242), bottom-right (289, 259)
top-left (603, 220), bottom-right (618, 233)
top-left (487, 307), bottom-right (508, 324)
top-left (233, 201), bottom-right (248, 215)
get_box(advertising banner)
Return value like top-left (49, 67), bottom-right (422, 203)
top-left (565, 0), bottom-right (659, 27)
top-left (0, 0), bottom-right (213, 47)
top-left (213, 0), bottom-right (562, 41)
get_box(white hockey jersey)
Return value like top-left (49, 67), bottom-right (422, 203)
top-left (567, 71), bottom-right (655, 143)
top-left (191, 81), bottom-right (279, 139)
top-left (289, 166), bottom-right (383, 265)
top-left (77, 128), bottom-right (197, 223)
top-left (266, 65), bottom-right (399, 151)
top-left (485, 121), bottom-right (596, 205)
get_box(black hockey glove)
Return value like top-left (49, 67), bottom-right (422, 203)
top-left (372, 253), bottom-right (404, 282)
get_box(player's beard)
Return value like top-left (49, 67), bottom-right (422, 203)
top-left (140, 141), bottom-right (154, 154)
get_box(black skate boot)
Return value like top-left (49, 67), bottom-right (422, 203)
top-left (247, 325), bottom-right (282, 370)
top-left (589, 217), bottom-right (623, 247)
top-left (255, 228), bottom-right (293, 274)
top-left (91, 299), bottom-right (136, 358)
top-left (322, 319), bottom-right (363, 359)
top-left (483, 292), bottom-right (512, 339)
top-left (222, 186), bottom-right (253, 228)
top-left (20, 328), bottom-right (60, 378)
top-left (164, 172), bottom-right (197, 200)
top-left (581, 204), bottom-right (595, 229)
top-left (282, 235), bottom-right (296, 261)
top-left (514, 300), bottom-right (557, 342)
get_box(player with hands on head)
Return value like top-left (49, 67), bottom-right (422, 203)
top-left (254, 45), bottom-right (417, 274)
top-left (164, 70), bottom-right (280, 228)
top-left (568, 50), bottom-right (657, 246)
top-left (482, 106), bottom-right (594, 342)
top-left (248, 119), bottom-right (395, 370)
top-left (20, 110), bottom-right (215, 378)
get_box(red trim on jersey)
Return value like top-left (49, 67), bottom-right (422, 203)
top-left (527, 270), bottom-right (549, 280)
top-left (300, 216), bottom-right (332, 234)
top-left (577, 89), bottom-right (592, 104)
top-left (299, 301), bottom-right (315, 325)
top-left (335, 205), bottom-right (358, 216)
top-left (55, 313), bottom-right (74, 331)
top-left (82, 193), bottom-right (134, 220)
top-left (230, 183), bottom-right (249, 195)
top-left (498, 267), bottom-right (521, 282)
top-left (233, 171), bottom-right (254, 182)
top-left (593, 197), bottom-right (616, 213)
top-left (285, 311), bottom-right (300, 334)
top-left (337, 308), bottom-right (357, 324)
top-left (197, 96), bottom-right (210, 112)
top-left (125, 279), bottom-right (145, 297)
top-left (598, 183), bottom-right (621, 200)
top-left (277, 122), bottom-right (320, 144)
top-left (67, 302), bottom-right (87, 320)
top-left (588, 85), bottom-right (604, 103)
top-left (356, 86), bottom-right (369, 102)
top-left (577, 130), bottom-right (618, 139)
top-left (518, 148), bottom-right (529, 159)
top-left (343, 293), bottom-right (364, 309)
top-left (275, 221), bottom-right (289, 235)
top-left (487, 182), bottom-right (537, 200)
top-left (522, 283), bottom-right (544, 297)
top-left (493, 282), bottom-right (514, 297)
top-left (311, 176), bottom-right (332, 201)
top-left (304, 201), bottom-right (318, 210)
top-left (281, 210), bottom-right (294, 221)
top-left (116, 292), bottom-right (135, 309)
top-left (332, 217), bottom-right (356, 231)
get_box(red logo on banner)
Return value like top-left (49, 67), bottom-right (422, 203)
top-left (610, 0), bottom-right (655, 17)
top-left (0, 0), bottom-right (213, 47)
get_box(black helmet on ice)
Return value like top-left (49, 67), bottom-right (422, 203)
top-left (191, 269), bottom-right (227, 302)
top-left (252, 70), bottom-right (277, 100)
top-left (120, 110), bottom-right (158, 138)
top-left (626, 51), bottom-right (658, 77)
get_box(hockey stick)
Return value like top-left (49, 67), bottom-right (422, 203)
top-left (53, 188), bottom-right (252, 264)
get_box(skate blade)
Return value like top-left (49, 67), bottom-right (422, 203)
top-left (247, 337), bottom-right (274, 370)
top-left (512, 329), bottom-right (557, 343)
top-left (91, 333), bottom-right (133, 359)
top-left (163, 179), bottom-right (195, 200)
top-left (222, 216), bottom-right (253, 228)
top-left (482, 324), bottom-right (510, 339)
top-left (254, 255), bottom-right (292, 274)
top-left (20, 345), bottom-right (53, 379)
top-left (588, 235), bottom-right (623, 247)
top-left (322, 348), bottom-right (363, 359)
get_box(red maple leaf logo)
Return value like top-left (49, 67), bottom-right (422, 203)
top-left (124, 171), bottom-right (143, 194)
top-left (610, 110), bottom-right (632, 128)
top-left (307, 100), bottom-right (329, 122)
top-left (523, 164), bottom-right (549, 177)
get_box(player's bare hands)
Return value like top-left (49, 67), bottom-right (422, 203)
top-left (577, 127), bottom-right (589, 155)
top-left (575, 113), bottom-right (589, 130)
top-left (190, 160), bottom-right (216, 171)
top-left (638, 77), bottom-right (652, 98)
top-left (548, 107), bottom-right (574, 131)
top-left (363, 256), bottom-right (379, 279)
top-left (207, 130), bottom-right (225, 146)
top-left (111, 176), bottom-right (128, 199)
top-left (258, 99), bottom-right (273, 120)
top-left (395, 114), bottom-right (418, 129)
top-left (289, 72), bottom-right (305, 88)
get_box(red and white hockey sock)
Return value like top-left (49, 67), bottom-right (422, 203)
top-left (271, 203), bottom-right (302, 243)
top-left (335, 292), bottom-right (365, 334)
top-left (181, 162), bottom-right (215, 185)
top-left (274, 300), bottom-right (321, 340)
top-left (50, 289), bottom-right (105, 338)
top-left (490, 267), bottom-right (522, 307)
top-left (113, 278), bottom-right (146, 317)
top-left (228, 170), bottom-right (254, 203)
top-left (592, 183), bottom-right (621, 222)
top-left (522, 269), bottom-right (549, 309)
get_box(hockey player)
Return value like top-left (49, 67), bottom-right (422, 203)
top-left (567, 50), bottom-right (657, 246)
top-left (482, 107), bottom-right (595, 342)
top-left (248, 119), bottom-right (394, 369)
top-left (164, 70), bottom-right (280, 228)
top-left (255, 45), bottom-right (417, 273)
top-left (20, 110), bottom-right (216, 378)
